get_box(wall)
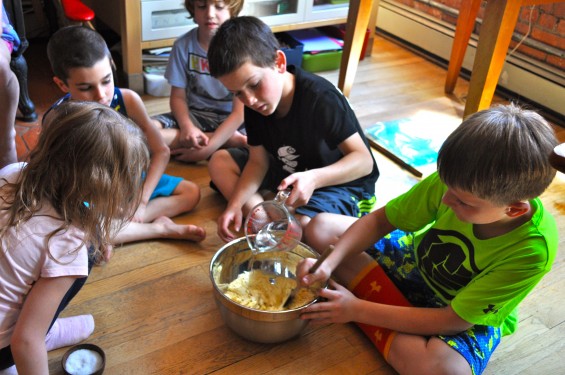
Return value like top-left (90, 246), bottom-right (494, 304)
top-left (376, 0), bottom-right (564, 116)
top-left (392, 0), bottom-right (564, 71)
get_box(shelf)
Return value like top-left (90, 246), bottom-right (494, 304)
top-left (88, 0), bottom-right (374, 94)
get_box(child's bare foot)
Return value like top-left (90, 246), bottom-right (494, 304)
top-left (153, 216), bottom-right (206, 242)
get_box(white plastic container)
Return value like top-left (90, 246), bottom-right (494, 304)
top-left (144, 72), bottom-right (171, 97)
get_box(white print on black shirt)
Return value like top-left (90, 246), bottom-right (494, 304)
top-left (278, 146), bottom-right (299, 174)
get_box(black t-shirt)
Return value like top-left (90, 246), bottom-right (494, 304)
top-left (245, 66), bottom-right (379, 194)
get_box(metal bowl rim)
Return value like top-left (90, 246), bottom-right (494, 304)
top-left (209, 237), bottom-right (322, 315)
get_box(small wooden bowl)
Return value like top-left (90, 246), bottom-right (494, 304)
top-left (61, 343), bottom-right (105, 375)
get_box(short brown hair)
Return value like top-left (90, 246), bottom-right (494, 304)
top-left (47, 26), bottom-right (112, 82)
top-left (437, 103), bottom-right (557, 205)
top-left (208, 16), bottom-right (279, 78)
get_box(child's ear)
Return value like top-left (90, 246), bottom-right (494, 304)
top-left (53, 76), bottom-right (70, 93)
top-left (506, 201), bottom-right (530, 218)
top-left (275, 50), bottom-right (287, 73)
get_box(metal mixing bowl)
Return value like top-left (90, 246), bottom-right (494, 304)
top-left (209, 237), bottom-right (321, 344)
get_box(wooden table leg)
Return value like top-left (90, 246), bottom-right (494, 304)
top-left (338, 0), bottom-right (376, 97)
top-left (444, 0), bottom-right (481, 94)
top-left (463, 0), bottom-right (522, 117)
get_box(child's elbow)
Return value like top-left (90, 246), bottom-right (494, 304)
top-left (441, 324), bottom-right (473, 336)
top-left (441, 307), bottom-right (474, 335)
top-left (11, 331), bottom-right (41, 359)
top-left (155, 144), bottom-right (171, 160)
top-left (359, 157), bottom-right (374, 177)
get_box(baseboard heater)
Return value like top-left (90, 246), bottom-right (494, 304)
top-left (375, 0), bottom-right (564, 119)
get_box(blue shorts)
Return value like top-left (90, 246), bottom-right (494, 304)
top-left (150, 174), bottom-right (183, 200)
top-left (295, 186), bottom-right (376, 218)
top-left (224, 147), bottom-right (376, 218)
top-left (366, 230), bottom-right (501, 375)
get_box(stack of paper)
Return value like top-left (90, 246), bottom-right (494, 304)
top-left (286, 29), bottom-right (342, 54)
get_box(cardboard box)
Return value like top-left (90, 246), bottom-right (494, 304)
top-left (276, 32), bottom-right (304, 68)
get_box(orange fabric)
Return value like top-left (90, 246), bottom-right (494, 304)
top-left (350, 262), bottom-right (412, 359)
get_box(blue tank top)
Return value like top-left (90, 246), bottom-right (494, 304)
top-left (45, 88), bottom-right (128, 120)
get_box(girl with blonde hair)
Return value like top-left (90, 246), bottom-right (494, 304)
top-left (0, 101), bottom-right (149, 374)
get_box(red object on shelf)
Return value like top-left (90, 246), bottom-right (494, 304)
top-left (318, 25), bottom-right (370, 61)
top-left (61, 0), bottom-right (95, 22)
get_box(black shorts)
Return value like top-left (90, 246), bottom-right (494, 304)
top-left (224, 147), bottom-right (376, 218)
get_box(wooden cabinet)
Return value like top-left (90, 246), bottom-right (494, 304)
top-left (86, 0), bottom-right (373, 94)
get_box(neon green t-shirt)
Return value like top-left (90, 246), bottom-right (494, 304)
top-left (385, 172), bottom-right (558, 335)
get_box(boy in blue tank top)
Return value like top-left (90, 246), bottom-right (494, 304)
top-left (46, 26), bottom-right (206, 245)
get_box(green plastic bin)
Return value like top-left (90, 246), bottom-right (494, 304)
top-left (301, 50), bottom-right (343, 73)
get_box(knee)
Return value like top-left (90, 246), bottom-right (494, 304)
top-left (296, 214), bottom-right (310, 229)
top-left (178, 180), bottom-right (201, 212)
top-left (302, 214), bottom-right (330, 250)
top-left (208, 149), bottom-right (237, 184)
top-left (0, 53), bottom-right (10, 75)
top-left (411, 359), bottom-right (470, 375)
top-left (0, 60), bottom-right (18, 94)
top-left (208, 150), bottom-right (229, 172)
top-left (388, 338), bottom-right (471, 375)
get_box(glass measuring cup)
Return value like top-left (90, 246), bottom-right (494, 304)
top-left (244, 189), bottom-right (302, 254)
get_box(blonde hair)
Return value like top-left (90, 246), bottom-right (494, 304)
top-left (0, 101), bottom-right (150, 263)
top-left (184, 0), bottom-right (244, 18)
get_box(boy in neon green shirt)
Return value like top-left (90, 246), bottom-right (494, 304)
top-left (297, 104), bottom-right (558, 374)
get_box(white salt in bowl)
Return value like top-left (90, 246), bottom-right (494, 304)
top-left (61, 343), bottom-right (105, 375)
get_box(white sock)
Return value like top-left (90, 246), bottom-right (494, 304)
top-left (0, 365), bottom-right (18, 375)
top-left (45, 315), bottom-right (95, 351)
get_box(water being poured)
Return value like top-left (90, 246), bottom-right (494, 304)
top-left (254, 221), bottom-right (288, 252)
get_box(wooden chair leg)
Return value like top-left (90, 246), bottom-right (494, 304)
top-left (338, 0), bottom-right (376, 97)
top-left (464, 0), bottom-right (522, 117)
top-left (444, 0), bottom-right (481, 94)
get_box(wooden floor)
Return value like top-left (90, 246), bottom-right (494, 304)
top-left (19, 34), bottom-right (563, 374)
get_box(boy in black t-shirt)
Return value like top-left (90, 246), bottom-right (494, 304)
top-left (207, 16), bottom-right (380, 245)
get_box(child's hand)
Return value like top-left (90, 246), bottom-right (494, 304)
top-left (300, 279), bottom-right (359, 324)
top-left (296, 257), bottom-right (332, 288)
top-left (179, 127), bottom-right (209, 149)
top-left (217, 206), bottom-right (243, 243)
top-left (278, 171), bottom-right (316, 207)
